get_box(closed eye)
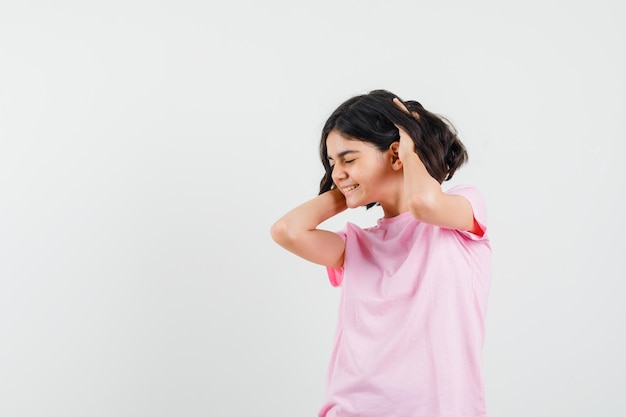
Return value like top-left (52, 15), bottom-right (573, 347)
top-left (327, 150), bottom-right (360, 167)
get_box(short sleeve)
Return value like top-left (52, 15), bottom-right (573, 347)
top-left (446, 185), bottom-right (488, 240)
top-left (325, 227), bottom-right (348, 287)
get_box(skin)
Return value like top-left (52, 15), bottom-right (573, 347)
top-left (270, 98), bottom-right (483, 270)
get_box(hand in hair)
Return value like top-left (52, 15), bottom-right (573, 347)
top-left (391, 97), bottom-right (423, 165)
top-left (392, 97), bottom-right (420, 119)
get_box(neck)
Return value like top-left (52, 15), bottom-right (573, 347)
top-left (379, 177), bottom-right (409, 218)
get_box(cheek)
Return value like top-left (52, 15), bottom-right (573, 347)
top-left (363, 166), bottom-right (390, 187)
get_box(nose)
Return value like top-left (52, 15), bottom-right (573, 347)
top-left (331, 163), bottom-right (347, 184)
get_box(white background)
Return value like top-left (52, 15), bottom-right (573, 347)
top-left (1, 0), bottom-right (624, 416)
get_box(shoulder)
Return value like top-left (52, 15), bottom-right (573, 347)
top-left (334, 221), bottom-right (363, 241)
top-left (445, 184), bottom-right (487, 211)
top-left (445, 184), bottom-right (485, 198)
top-left (445, 184), bottom-right (489, 240)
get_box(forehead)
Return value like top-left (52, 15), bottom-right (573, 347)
top-left (325, 130), bottom-right (378, 158)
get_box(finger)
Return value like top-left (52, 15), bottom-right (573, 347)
top-left (393, 97), bottom-right (421, 120)
top-left (395, 124), bottom-right (412, 141)
top-left (393, 97), bottom-right (410, 114)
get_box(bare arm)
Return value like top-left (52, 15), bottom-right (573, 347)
top-left (270, 188), bottom-right (348, 269)
top-left (394, 98), bottom-right (483, 236)
top-left (400, 148), bottom-right (481, 235)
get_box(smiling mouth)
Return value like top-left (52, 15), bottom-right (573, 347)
top-left (342, 184), bottom-right (359, 193)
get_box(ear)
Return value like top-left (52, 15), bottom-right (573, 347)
top-left (389, 141), bottom-right (403, 170)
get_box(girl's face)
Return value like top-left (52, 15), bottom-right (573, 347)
top-left (326, 129), bottom-right (403, 211)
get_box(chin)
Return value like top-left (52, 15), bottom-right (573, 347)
top-left (345, 200), bottom-right (361, 209)
top-left (346, 198), bottom-right (371, 209)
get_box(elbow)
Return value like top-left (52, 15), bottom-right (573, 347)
top-left (407, 191), bottom-right (438, 221)
top-left (270, 219), bottom-right (295, 247)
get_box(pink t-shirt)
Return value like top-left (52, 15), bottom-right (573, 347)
top-left (320, 185), bottom-right (491, 417)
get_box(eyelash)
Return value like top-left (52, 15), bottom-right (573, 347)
top-left (329, 159), bottom-right (355, 169)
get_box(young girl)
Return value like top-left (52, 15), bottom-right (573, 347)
top-left (270, 89), bottom-right (491, 417)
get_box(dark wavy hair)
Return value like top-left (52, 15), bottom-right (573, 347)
top-left (319, 89), bottom-right (468, 209)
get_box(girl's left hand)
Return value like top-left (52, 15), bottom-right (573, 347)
top-left (392, 97), bottom-right (419, 162)
top-left (397, 124), bottom-right (416, 162)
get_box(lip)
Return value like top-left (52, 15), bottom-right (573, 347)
top-left (341, 184), bottom-right (360, 194)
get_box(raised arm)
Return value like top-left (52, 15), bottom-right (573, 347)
top-left (394, 98), bottom-right (483, 236)
top-left (270, 188), bottom-right (347, 269)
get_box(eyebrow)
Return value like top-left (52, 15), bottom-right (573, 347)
top-left (327, 150), bottom-right (360, 160)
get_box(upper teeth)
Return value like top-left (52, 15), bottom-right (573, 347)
top-left (344, 185), bottom-right (358, 192)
